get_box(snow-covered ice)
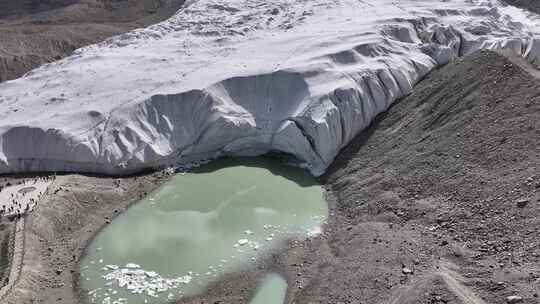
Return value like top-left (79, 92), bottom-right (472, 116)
top-left (0, 0), bottom-right (539, 175)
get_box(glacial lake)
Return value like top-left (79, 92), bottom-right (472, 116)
top-left (79, 158), bottom-right (327, 304)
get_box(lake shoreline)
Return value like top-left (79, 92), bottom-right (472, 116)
top-left (73, 173), bottom-right (175, 304)
top-left (78, 158), bottom-right (328, 304)
top-left (1, 172), bottom-right (172, 303)
top-left (1, 158), bottom-right (333, 304)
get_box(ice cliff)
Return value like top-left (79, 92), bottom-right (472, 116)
top-left (0, 0), bottom-right (540, 175)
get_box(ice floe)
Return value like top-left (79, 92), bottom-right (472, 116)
top-left (96, 265), bottom-right (192, 301)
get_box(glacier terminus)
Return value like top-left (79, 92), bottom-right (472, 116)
top-left (0, 0), bottom-right (539, 176)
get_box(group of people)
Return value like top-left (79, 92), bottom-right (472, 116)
top-left (0, 199), bottom-right (30, 220)
top-left (0, 175), bottom-right (56, 221)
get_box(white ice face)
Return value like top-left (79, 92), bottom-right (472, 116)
top-left (0, 0), bottom-right (538, 175)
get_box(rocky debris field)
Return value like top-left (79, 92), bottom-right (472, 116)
top-left (0, 0), bottom-right (185, 82)
top-left (316, 50), bottom-right (540, 304)
top-left (0, 218), bottom-right (12, 287)
top-left (502, 0), bottom-right (540, 15)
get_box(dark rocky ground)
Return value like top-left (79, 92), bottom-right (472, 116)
top-left (315, 50), bottom-right (540, 304)
top-left (0, 218), bottom-right (12, 286)
top-left (0, 0), bottom-right (184, 82)
top-left (502, 0), bottom-right (540, 14)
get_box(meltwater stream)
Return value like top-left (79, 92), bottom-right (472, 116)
top-left (80, 158), bottom-right (327, 304)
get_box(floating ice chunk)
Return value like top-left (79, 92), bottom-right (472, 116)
top-left (307, 226), bottom-right (322, 237)
top-left (88, 288), bottom-right (101, 296)
top-left (180, 275), bottom-right (192, 283)
top-left (102, 266), bottom-right (192, 298)
top-left (244, 230), bottom-right (254, 235)
top-left (145, 271), bottom-right (158, 278)
top-left (237, 239), bottom-right (249, 246)
top-left (125, 263), bottom-right (141, 269)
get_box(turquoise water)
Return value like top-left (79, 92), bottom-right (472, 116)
top-left (80, 158), bottom-right (327, 304)
top-left (249, 274), bottom-right (288, 304)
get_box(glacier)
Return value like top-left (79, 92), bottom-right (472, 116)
top-left (0, 0), bottom-right (540, 176)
